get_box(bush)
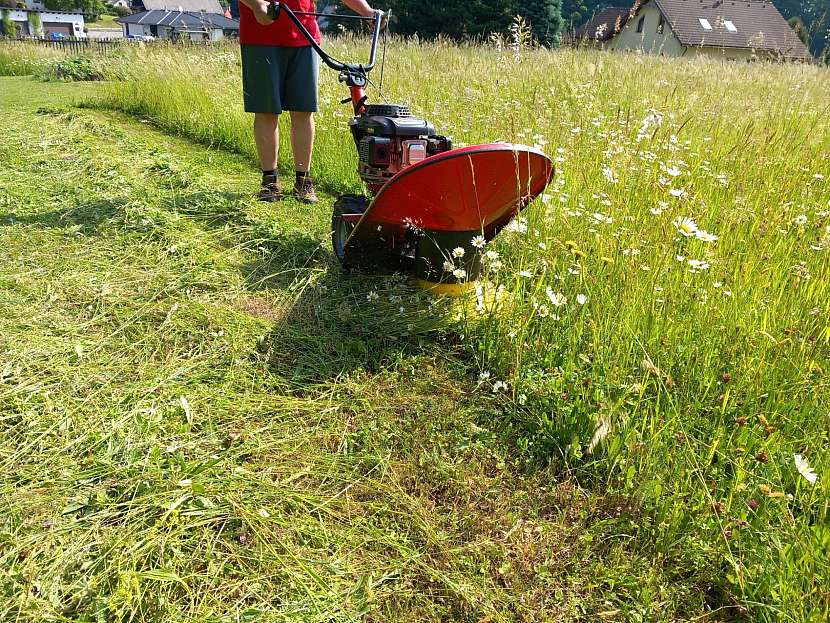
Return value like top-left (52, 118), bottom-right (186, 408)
top-left (27, 11), bottom-right (42, 36)
top-left (113, 5), bottom-right (131, 16)
top-left (42, 55), bottom-right (103, 81)
top-left (1, 9), bottom-right (16, 38)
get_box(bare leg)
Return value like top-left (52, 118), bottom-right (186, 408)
top-left (289, 111), bottom-right (315, 173)
top-left (253, 113), bottom-right (279, 171)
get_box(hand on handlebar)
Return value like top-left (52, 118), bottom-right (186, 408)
top-left (376, 10), bottom-right (389, 32)
top-left (253, 0), bottom-right (275, 25)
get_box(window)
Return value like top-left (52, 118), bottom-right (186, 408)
top-left (724, 20), bottom-right (737, 32)
top-left (657, 14), bottom-right (665, 34)
top-left (637, 16), bottom-right (645, 33)
top-left (699, 18), bottom-right (712, 30)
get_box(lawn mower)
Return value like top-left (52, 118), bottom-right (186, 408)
top-left (268, 2), bottom-right (554, 292)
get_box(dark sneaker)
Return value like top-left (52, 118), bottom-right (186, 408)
top-left (258, 176), bottom-right (283, 202)
top-left (294, 176), bottom-right (319, 204)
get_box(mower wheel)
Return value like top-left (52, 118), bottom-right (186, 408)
top-left (332, 194), bottom-right (369, 268)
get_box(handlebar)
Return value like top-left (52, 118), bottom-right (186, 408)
top-left (266, 2), bottom-right (385, 77)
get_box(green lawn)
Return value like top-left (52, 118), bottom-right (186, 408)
top-left (0, 33), bottom-right (829, 622)
top-left (89, 14), bottom-right (122, 30)
top-left (0, 75), bottom-right (715, 622)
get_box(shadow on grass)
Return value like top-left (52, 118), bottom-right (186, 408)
top-left (172, 189), bottom-right (446, 388)
top-left (0, 198), bottom-right (126, 235)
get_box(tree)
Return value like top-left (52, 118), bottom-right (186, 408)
top-left (787, 16), bottom-right (811, 47)
top-left (43, 0), bottom-right (75, 10)
top-left (43, 0), bottom-right (105, 17)
top-left (323, 0), bottom-right (515, 41)
top-left (1, 8), bottom-right (16, 38)
top-left (514, 0), bottom-right (563, 45)
top-left (774, 0), bottom-right (830, 56)
top-left (27, 10), bottom-right (42, 36)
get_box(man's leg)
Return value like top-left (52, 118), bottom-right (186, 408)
top-left (253, 112), bottom-right (283, 202)
top-left (241, 42), bottom-right (284, 202)
top-left (289, 111), bottom-right (314, 173)
top-left (254, 112), bottom-right (279, 172)
top-left (290, 111), bottom-right (318, 203)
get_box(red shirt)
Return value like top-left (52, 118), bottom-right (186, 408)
top-left (239, 0), bottom-right (321, 47)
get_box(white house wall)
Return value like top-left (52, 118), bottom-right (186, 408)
top-left (123, 22), bottom-right (151, 37)
top-left (8, 9), bottom-right (86, 38)
top-left (611, 6), bottom-right (685, 56)
top-left (684, 46), bottom-right (761, 60)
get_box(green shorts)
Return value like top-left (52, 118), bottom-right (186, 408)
top-left (241, 44), bottom-right (319, 115)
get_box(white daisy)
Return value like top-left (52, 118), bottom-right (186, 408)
top-left (452, 247), bottom-right (465, 258)
top-left (673, 216), bottom-right (699, 237)
top-left (576, 294), bottom-right (588, 305)
top-left (695, 230), bottom-right (719, 243)
top-left (471, 235), bottom-right (486, 248)
top-left (794, 454), bottom-right (818, 485)
top-left (546, 288), bottom-right (567, 307)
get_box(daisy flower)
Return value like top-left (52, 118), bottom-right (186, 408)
top-left (546, 288), bottom-right (567, 307)
top-left (673, 216), bottom-right (699, 237)
top-left (695, 230), bottom-right (719, 243)
top-left (794, 454), bottom-right (818, 485)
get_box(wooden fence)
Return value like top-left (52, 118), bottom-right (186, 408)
top-left (24, 38), bottom-right (124, 54)
top-left (1, 37), bottom-right (237, 54)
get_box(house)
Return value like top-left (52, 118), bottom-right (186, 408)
top-left (117, 9), bottom-right (238, 41)
top-left (130, 0), bottom-right (224, 14)
top-left (568, 7), bottom-right (631, 45)
top-left (571, 0), bottom-right (812, 62)
top-left (2, 8), bottom-right (88, 39)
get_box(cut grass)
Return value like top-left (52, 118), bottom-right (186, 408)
top-left (1, 33), bottom-right (829, 621)
top-left (0, 76), bottom-right (725, 622)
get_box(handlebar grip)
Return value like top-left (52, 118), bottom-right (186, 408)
top-left (266, 1), bottom-right (280, 21)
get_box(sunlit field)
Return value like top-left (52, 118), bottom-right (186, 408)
top-left (1, 37), bottom-right (829, 622)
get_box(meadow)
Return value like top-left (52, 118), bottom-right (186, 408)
top-left (0, 36), bottom-right (829, 622)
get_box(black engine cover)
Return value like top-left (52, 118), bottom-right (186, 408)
top-left (356, 115), bottom-right (436, 138)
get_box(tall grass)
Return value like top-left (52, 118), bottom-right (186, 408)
top-left (2, 37), bottom-right (830, 619)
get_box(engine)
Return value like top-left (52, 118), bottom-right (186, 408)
top-left (350, 104), bottom-right (452, 190)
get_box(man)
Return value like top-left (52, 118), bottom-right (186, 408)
top-left (237, 0), bottom-right (378, 203)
